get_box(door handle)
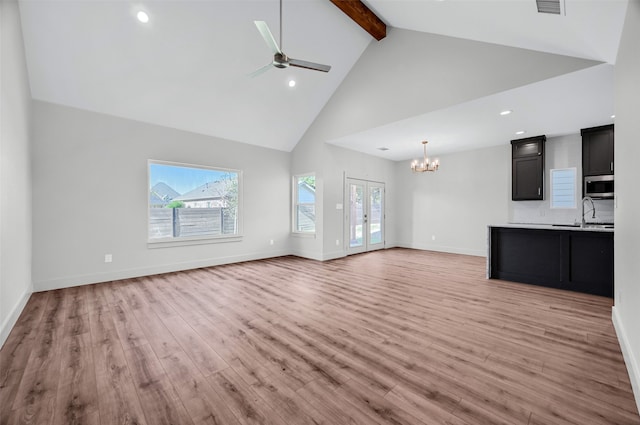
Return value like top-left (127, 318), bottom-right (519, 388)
top-left (538, 187), bottom-right (541, 196)
top-left (611, 161), bottom-right (613, 172)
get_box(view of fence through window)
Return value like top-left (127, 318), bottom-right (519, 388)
top-left (149, 161), bottom-right (240, 240)
top-left (295, 174), bottom-right (316, 233)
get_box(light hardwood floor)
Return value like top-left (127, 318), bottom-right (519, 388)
top-left (1, 248), bottom-right (639, 425)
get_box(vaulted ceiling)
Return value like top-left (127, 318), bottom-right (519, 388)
top-left (18, 0), bottom-right (628, 159)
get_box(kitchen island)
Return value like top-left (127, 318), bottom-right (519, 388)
top-left (488, 224), bottom-right (614, 297)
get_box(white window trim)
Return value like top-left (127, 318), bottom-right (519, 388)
top-left (147, 159), bottom-right (243, 246)
top-left (292, 173), bottom-right (316, 235)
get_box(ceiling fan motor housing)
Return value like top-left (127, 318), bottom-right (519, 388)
top-left (273, 52), bottom-right (289, 68)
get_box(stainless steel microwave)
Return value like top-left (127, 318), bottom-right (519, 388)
top-left (585, 175), bottom-right (614, 199)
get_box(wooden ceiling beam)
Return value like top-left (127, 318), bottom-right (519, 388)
top-left (329, 0), bottom-right (387, 41)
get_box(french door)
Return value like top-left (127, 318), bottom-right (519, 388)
top-left (346, 179), bottom-right (385, 255)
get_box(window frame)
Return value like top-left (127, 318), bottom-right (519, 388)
top-left (147, 159), bottom-right (243, 246)
top-left (550, 167), bottom-right (577, 209)
top-left (292, 173), bottom-right (316, 235)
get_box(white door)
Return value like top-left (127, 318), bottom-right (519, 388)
top-left (346, 179), bottom-right (385, 255)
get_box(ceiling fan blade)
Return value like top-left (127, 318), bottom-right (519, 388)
top-left (289, 58), bottom-right (331, 73)
top-left (248, 63), bottom-right (273, 78)
top-left (254, 21), bottom-right (281, 55)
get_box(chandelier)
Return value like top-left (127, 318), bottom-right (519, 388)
top-left (411, 141), bottom-right (440, 173)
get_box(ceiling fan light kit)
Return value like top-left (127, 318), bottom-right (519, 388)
top-left (251, 0), bottom-right (331, 77)
top-left (411, 141), bottom-right (440, 173)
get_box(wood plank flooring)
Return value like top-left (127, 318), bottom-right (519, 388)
top-left (1, 248), bottom-right (638, 425)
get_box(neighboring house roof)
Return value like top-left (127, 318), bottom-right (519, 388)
top-left (151, 182), bottom-right (180, 201)
top-left (149, 192), bottom-right (167, 206)
top-left (174, 181), bottom-right (229, 202)
top-left (298, 182), bottom-right (316, 203)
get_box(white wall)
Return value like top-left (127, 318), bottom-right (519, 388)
top-left (395, 144), bottom-right (510, 257)
top-left (291, 26), bottom-right (600, 262)
top-left (0, 0), bottom-right (33, 347)
top-left (31, 101), bottom-right (291, 291)
top-left (315, 27), bottom-right (600, 143)
top-left (509, 133), bottom-right (614, 225)
top-left (290, 136), bottom-right (398, 260)
top-left (613, 0), bottom-right (640, 413)
top-left (290, 125), bottom-right (326, 260)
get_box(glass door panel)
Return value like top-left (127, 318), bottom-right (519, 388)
top-left (349, 182), bottom-right (364, 249)
top-left (346, 179), bottom-right (384, 255)
top-left (369, 185), bottom-right (383, 246)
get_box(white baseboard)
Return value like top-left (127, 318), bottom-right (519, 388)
top-left (321, 250), bottom-right (346, 261)
top-left (612, 306), bottom-right (640, 415)
top-left (290, 249), bottom-right (324, 261)
top-left (0, 288), bottom-right (32, 349)
top-left (395, 241), bottom-right (486, 257)
top-left (293, 245), bottom-right (402, 262)
top-left (33, 249), bottom-right (290, 292)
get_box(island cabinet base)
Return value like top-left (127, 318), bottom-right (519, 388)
top-left (489, 227), bottom-right (613, 297)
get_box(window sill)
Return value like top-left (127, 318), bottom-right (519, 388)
top-left (148, 235), bottom-right (243, 249)
top-left (291, 232), bottom-right (316, 239)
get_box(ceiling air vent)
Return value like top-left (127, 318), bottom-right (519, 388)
top-left (536, 0), bottom-right (561, 14)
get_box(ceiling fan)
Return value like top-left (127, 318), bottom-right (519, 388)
top-left (250, 0), bottom-right (331, 77)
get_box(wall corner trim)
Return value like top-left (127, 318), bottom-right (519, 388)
top-left (0, 288), bottom-right (32, 349)
top-left (612, 305), bottom-right (640, 415)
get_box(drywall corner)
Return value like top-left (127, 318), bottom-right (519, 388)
top-left (613, 306), bottom-right (640, 415)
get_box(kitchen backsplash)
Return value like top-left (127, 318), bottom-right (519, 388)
top-left (510, 198), bottom-right (614, 225)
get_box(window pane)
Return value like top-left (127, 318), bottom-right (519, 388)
top-left (297, 175), bottom-right (315, 203)
top-left (550, 168), bottom-right (576, 209)
top-left (296, 204), bottom-right (315, 232)
top-left (149, 161), bottom-right (239, 240)
top-left (294, 174), bottom-right (315, 233)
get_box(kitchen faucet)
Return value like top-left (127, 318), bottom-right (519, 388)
top-left (581, 196), bottom-right (596, 228)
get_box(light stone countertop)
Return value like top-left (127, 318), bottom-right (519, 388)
top-left (489, 223), bottom-right (614, 232)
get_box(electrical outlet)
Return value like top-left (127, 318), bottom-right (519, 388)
top-left (336, 239), bottom-right (340, 246)
top-left (432, 235), bottom-right (436, 241)
top-left (104, 254), bottom-right (112, 263)
top-left (269, 239), bottom-right (274, 246)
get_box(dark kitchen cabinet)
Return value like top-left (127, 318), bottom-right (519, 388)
top-left (511, 136), bottom-right (545, 201)
top-left (489, 226), bottom-right (613, 297)
top-left (582, 124), bottom-right (614, 176)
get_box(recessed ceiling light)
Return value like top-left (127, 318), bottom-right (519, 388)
top-left (377, 147), bottom-right (389, 151)
top-left (611, 114), bottom-right (616, 119)
top-left (515, 130), bottom-right (526, 135)
top-left (288, 80), bottom-right (296, 88)
top-left (500, 110), bottom-right (512, 116)
top-left (137, 11), bottom-right (149, 23)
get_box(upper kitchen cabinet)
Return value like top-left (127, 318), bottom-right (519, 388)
top-left (582, 124), bottom-right (614, 176)
top-left (511, 135), bottom-right (545, 201)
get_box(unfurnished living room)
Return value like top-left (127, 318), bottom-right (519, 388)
top-left (1, 0), bottom-right (639, 424)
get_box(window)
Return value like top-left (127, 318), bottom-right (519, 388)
top-left (148, 160), bottom-right (241, 242)
top-left (293, 174), bottom-right (315, 233)
top-left (550, 168), bottom-right (576, 209)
